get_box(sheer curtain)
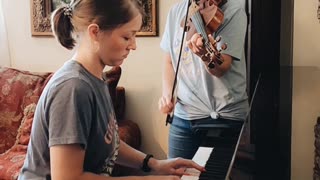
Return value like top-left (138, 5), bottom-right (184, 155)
top-left (0, 0), bottom-right (11, 67)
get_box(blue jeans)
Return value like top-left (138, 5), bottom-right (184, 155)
top-left (168, 116), bottom-right (207, 159)
top-left (168, 116), bottom-right (243, 159)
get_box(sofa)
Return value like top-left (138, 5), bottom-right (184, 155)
top-left (0, 66), bottom-right (141, 179)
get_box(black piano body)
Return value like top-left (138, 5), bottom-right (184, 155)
top-left (186, 119), bottom-right (255, 180)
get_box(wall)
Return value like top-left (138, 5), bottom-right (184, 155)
top-left (0, 0), bottom-right (11, 67)
top-left (1, 0), bottom-right (72, 71)
top-left (292, 0), bottom-right (320, 179)
top-left (2, 0), bottom-right (180, 159)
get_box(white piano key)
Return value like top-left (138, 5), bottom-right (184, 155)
top-left (181, 147), bottom-right (214, 180)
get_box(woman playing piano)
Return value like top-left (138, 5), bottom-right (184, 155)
top-left (19, 0), bottom-right (205, 179)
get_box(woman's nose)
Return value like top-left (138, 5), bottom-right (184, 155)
top-left (128, 37), bottom-right (137, 50)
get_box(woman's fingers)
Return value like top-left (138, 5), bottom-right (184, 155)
top-left (208, 34), bottom-right (216, 46)
top-left (158, 96), bottom-right (174, 114)
top-left (187, 33), bottom-right (204, 54)
top-left (173, 158), bottom-right (206, 173)
top-left (171, 167), bottom-right (187, 176)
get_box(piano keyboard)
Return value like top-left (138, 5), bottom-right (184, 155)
top-left (181, 147), bottom-right (213, 180)
top-left (181, 121), bottom-right (245, 180)
top-left (181, 146), bottom-right (235, 180)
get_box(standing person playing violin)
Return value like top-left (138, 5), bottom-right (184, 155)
top-left (159, 0), bottom-right (249, 159)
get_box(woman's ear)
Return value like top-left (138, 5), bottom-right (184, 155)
top-left (88, 24), bottom-right (100, 41)
top-left (87, 24), bottom-right (101, 52)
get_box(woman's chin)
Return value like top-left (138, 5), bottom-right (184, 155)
top-left (114, 59), bottom-right (125, 66)
top-left (105, 59), bottom-right (124, 66)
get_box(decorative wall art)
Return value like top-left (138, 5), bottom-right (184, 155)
top-left (318, 0), bottom-right (320, 22)
top-left (30, 0), bottom-right (158, 36)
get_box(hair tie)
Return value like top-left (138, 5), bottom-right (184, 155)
top-left (63, 4), bottom-right (73, 18)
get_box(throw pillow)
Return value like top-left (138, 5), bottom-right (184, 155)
top-left (0, 67), bottom-right (52, 153)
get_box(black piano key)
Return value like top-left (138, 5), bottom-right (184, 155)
top-left (199, 147), bottom-right (235, 180)
top-left (197, 123), bottom-right (244, 180)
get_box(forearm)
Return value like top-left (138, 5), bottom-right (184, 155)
top-left (80, 172), bottom-right (180, 180)
top-left (116, 141), bottom-right (162, 175)
top-left (162, 53), bottom-right (175, 98)
top-left (116, 140), bottom-right (148, 169)
top-left (78, 172), bottom-right (142, 180)
top-left (50, 145), bottom-right (149, 180)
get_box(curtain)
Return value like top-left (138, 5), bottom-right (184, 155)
top-left (0, 0), bottom-right (11, 67)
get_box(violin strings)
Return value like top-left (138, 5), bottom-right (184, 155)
top-left (192, 12), bottom-right (215, 56)
top-left (191, 10), bottom-right (225, 65)
top-left (193, 12), bottom-right (208, 42)
top-left (191, 10), bottom-right (224, 64)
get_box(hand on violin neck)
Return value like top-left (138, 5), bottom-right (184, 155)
top-left (186, 33), bottom-right (207, 57)
top-left (186, 35), bottom-right (212, 62)
top-left (186, 33), bottom-right (226, 64)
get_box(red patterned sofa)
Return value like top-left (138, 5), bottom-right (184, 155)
top-left (0, 66), bottom-right (141, 179)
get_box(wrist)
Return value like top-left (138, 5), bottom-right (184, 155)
top-left (141, 154), bottom-right (156, 172)
top-left (148, 157), bottom-right (159, 172)
top-left (163, 94), bottom-right (172, 100)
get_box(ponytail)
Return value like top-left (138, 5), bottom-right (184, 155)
top-left (51, 6), bottom-right (75, 50)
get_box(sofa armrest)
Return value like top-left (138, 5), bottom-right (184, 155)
top-left (115, 87), bottom-right (125, 120)
top-left (118, 120), bottom-right (141, 149)
top-left (112, 120), bottom-right (141, 177)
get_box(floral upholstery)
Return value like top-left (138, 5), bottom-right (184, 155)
top-left (0, 67), bottom-right (52, 154)
top-left (0, 104), bottom-right (36, 179)
top-left (0, 66), bottom-right (141, 180)
top-left (0, 145), bottom-right (27, 180)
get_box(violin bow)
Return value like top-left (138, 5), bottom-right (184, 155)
top-left (165, 0), bottom-right (193, 126)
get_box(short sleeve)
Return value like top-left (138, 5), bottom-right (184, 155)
top-left (160, 6), bottom-right (175, 53)
top-left (47, 78), bottom-right (94, 149)
top-left (216, 7), bottom-right (247, 61)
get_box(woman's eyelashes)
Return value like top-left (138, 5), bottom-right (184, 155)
top-left (123, 34), bottom-right (132, 41)
top-left (123, 32), bottom-right (136, 41)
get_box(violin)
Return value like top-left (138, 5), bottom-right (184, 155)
top-left (165, 0), bottom-right (228, 126)
top-left (182, 0), bottom-right (228, 68)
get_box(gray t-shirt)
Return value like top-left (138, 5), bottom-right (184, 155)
top-left (160, 0), bottom-right (249, 120)
top-left (19, 60), bottom-right (120, 179)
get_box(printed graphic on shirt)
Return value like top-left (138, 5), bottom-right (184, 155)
top-left (100, 111), bottom-right (120, 176)
top-left (173, 27), bottom-right (202, 89)
top-left (173, 28), bottom-right (193, 66)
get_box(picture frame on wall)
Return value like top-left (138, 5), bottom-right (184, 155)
top-left (318, 0), bottom-right (320, 22)
top-left (30, 0), bottom-right (158, 37)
